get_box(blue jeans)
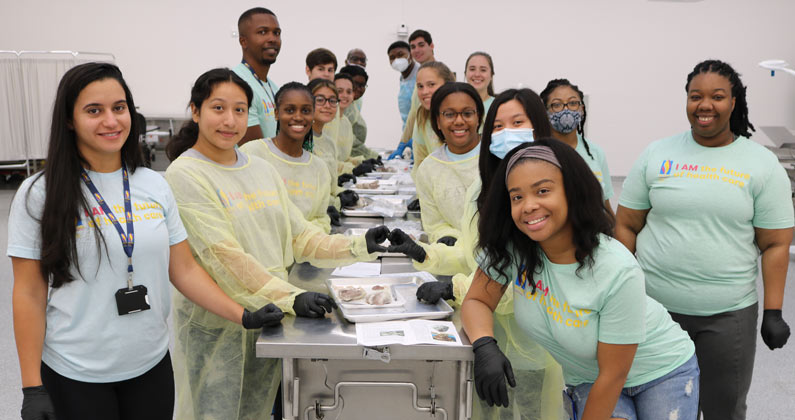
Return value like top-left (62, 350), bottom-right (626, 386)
top-left (566, 354), bottom-right (699, 420)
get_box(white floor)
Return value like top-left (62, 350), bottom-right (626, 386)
top-left (1, 178), bottom-right (794, 418)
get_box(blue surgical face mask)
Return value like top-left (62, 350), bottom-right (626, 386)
top-left (489, 128), bottom-right (534, 159)
top-left (549, 109), bottom-right (582, 134)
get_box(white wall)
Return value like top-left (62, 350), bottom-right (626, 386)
top-left (2, 0), bottom-right (794, 174)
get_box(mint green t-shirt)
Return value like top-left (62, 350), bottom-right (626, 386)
top-left (576, 135), bottom-right (614, 200)
top-left (479, 235), bottom-right (694, 387)
top-left (619, 131), bottom-right (794, 316)
top-left (233, 63), bottom-right (279, 138)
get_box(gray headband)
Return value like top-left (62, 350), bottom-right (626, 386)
top-left (504, 146), bottom-right (561, 184)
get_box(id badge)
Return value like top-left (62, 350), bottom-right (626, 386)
top-left (115, 285), bottom-right (151, 315)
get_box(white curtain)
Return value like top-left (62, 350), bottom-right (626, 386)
top-left (0, 52), bottom-right (115, 162)
top-left (0, 52), bottom-right (28, 161)
top-left (19, 53), bottom-right (78, 159)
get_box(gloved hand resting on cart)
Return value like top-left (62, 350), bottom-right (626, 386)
top-left (242, 303), bottom-right (285, 329)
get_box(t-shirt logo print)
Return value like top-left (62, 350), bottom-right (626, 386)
top-left (660, 160), bottom-right (673, 175)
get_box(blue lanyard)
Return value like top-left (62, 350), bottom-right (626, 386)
top-left (241, 59), bottom-right (276, 105)
top-left (80, 162), bottom-right (135, 289)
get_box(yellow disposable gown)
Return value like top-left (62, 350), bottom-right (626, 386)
top-left (312, 131), bottom-right (343, 209)
top-left (414, 178), bottom-right (567, 420)
top-left (410, 118), bottom-right (443, 180)
top-left (321, 110), bottom-right (355, 175)
top-left (414, 147), bottom-right (480, 242)
top-left (240, 138), bottom-right (332, 233)
top-left (165, 152), bottom-right (377, 420)
top-left (344, 103), bottom-right (379, 160)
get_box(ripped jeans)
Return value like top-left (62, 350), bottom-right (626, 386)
top-left (566, 354), bottom-right (699, 420)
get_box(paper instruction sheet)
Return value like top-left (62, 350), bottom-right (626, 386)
top-left (356, 319), bottom-right (462, 346)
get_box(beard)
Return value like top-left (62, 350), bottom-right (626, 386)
top-left (259, 55), bottom-right (277, 66)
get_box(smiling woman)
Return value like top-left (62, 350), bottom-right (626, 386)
top-left (465, 139), bottom-right (699, 419)
top-left (164, 68), bottom-right (389, 420)
top-left (8, 63), bottom-right (284, 420)
top-left (616, 59), bottom-right (794, 420)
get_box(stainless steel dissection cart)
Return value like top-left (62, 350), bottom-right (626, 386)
top-left (256, 262), bottom-right (474, 420)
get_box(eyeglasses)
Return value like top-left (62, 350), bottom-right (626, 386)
top-left (348, 56), bottom-right (367, 65)
top-left (441, 109), bottom-right (478, 121)
top-left (548, 100), bottom-right (582, 112)
top-left (314, 96), bottom-right (339, 106)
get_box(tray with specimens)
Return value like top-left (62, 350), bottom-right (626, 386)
top-left (347, 178), bottom-right (399, 195)
top-left (341, 195), bottom-right (411, 217)
top-left (326, 274), bottom-right (454, 323)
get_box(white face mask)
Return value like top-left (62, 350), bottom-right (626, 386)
top-left (391, 58), bottom-right (410, 73)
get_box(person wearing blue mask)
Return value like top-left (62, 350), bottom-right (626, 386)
top-left (388, 89), bottom-right (568, 420)
top-left (541, 79), bottom-right (614, 218)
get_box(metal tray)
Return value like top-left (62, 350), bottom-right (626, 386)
top-left (326, 275), bottom-right (454, 323)
top-left (341, 196), bottom-right (408, 218)
top-left (348, 178), bottom-right (399, 195)
top-left (364, 170), bottom-right (399, 179)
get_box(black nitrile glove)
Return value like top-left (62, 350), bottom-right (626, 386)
top-left (327, 206), bottom-right (341, 226)
top-left (21, 385), bottom-right (56, 420)
top-left (337, 173), bottom-right (356, 187)
top-left (293, 292), bottom-right (338, 318)
top-left (416, 281), bottom-right (454, 304)
top-left (761, 309), bottom-right (790, 350)
top-left (352, 162), bottom-right (375, 176)
top-left (339, 190), bottom-right (359, 208)
top-left (407, 198), bottom-right (421, 211)
top-left (473, 336), bottom-right (516, 408)
top-left (437, 236), bottom-right (458, 247)
top-left (242, 303), bottom-right (284, 329)
top-left (364, 157), bottom-right (383, 167)
top-left (365, 226), bottom-right (390, 253)
top-left (387, 229), bottom-right (426, 262)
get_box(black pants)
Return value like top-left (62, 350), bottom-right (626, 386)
top-left (41, 351), bottom-right (175, 420)
top-left (670, 303), bottom-right (758, 420)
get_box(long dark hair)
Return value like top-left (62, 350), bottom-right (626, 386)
top-left (477, 88), bottom-right (551, 211)
top-left (31, 62), bottom-right (143, 288)
top-left (540, 78), bottom-right (593, 159)
top-left (166, 68), bottom-right (253, 161)
top-left (429, 82), bottom-right (485, 141)
top-left (477, 138), bottom-right (614, 290)
top-left (685, 59), bottom-right (754, 138)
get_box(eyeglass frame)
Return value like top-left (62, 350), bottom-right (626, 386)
top-left (547, 100), bottom-right (582, 112)
top-left (440, 109), bottom-right (479, 122)
top-left (314, 96), bottom-right (339, 106)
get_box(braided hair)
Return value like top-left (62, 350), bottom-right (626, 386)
top-left (685, 60), bottom-right (754, 138)
top-left (540, 79), bottom-right (593, 159)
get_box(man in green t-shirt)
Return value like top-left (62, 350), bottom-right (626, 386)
top-left (233, 7), bottom-right (281, 145)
